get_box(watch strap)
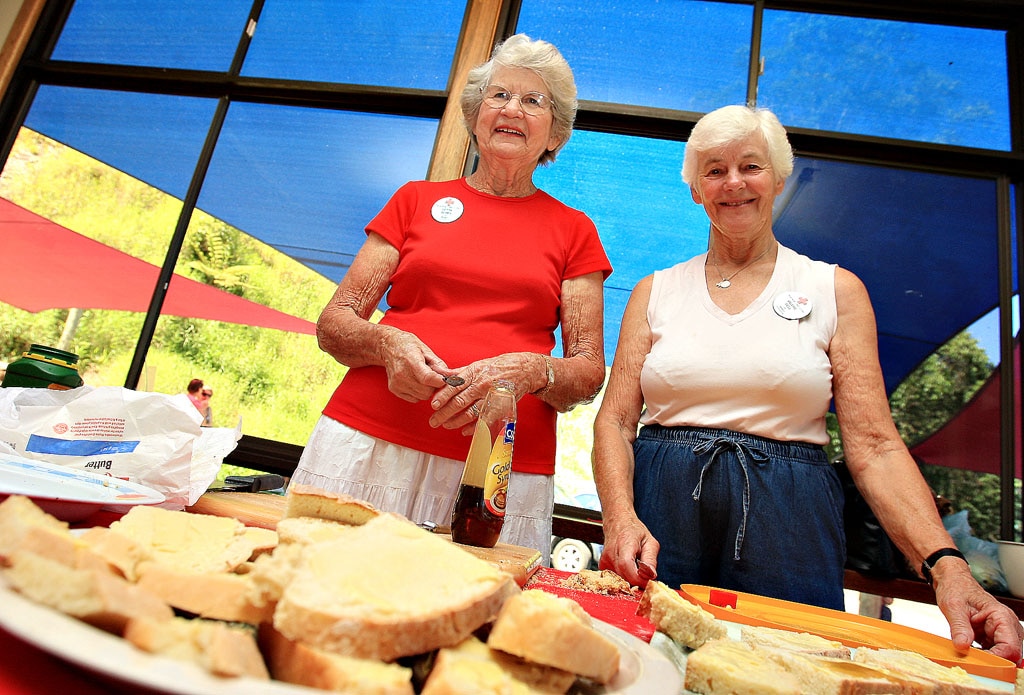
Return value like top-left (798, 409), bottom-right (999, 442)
top-left (921, 547), bottom-right (967, 585)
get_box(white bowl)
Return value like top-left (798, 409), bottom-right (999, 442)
top-left (996, 540), bottom-right (1024, 598)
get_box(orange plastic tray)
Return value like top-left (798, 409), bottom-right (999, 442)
top-left (678, 584), bottom-right (1016, 683)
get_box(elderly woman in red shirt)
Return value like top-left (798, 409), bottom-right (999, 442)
top-left (292, 34), bottom-right (611, 565)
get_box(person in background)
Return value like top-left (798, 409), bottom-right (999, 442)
top-left (186, 378), bottom-right (213, 427)
top-left (292, 34), bottom-right (611, 564)
top-left (200, 386), bottom-right (213, 427)
top-left (592, 104), bottom-right (1023, 662)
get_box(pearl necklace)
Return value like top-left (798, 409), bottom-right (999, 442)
top-left (710, 243), bottom-right (774, 289)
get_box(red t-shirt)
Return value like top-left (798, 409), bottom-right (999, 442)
top-left (323, 178), bottom-right (612, 475)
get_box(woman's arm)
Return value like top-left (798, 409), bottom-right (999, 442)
top-left (832, 267), bottom-right (1023, 661)
top-left (592, 275), bottom-right (659, 586)
top-left (317, 232), bottom-right (449, 402)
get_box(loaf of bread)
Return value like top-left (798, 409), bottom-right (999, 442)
top-left (685, 638), bottom-right (801, 694)
top-left (259, 624), bottom-right (414, 695)
top-left (272, 512), bottom-right (519, 662)
top-left (124, 615), bottom-right (269, 680)
top-left (423, 635), bottom-right (576, 695)
top-left (283, 483), bottom-right (381, 525)
top-left (637, 579), bottom-right (728, 649)
top-left (3, 548), bottom-right (173, 634)
top-left (134, 563), bottom-right (274, 624)
top-left (740, 624), bottom-right (852, 659)
top-left (487, 589), bottom-right (620, 684)
top-left (853, 648), bottom-right (1005, 694)
top-left (0, 494), bottom-right (71, 563)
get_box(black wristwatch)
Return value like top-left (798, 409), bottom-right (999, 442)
top-left (921, 548), bottom-right (968, 585)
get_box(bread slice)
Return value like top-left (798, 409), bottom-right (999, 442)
top-left (684, 638), bottom-right (802, 694)
top-left (272, 513), bottom-right (519, 661)
top-left (275, 515), bottom-right (355, 546)
top-left (764, 649), bottom-right (905, 694)
top-left (108, 505), bottom-right (257, 574)
top-left (423, 638), bottom-right (545, 695)
top-left (740, 624), bottom-right (852, 658)
top-left (637, 580), bottom-right (727, 649)
top-left (3, 548), bottom-right (173, 634)
top-left (427, 635), bottom-right (576, 694)
top-left (853, 648), bottom-right (1004, 695)
top-left (124, 615), bottom-right (269, 680)
top-left (283, 483), bottom-right (381, 525)
top-left (134, 563), bottom-right (274, 624)
top-left (76, 526), bottom-right (148, 580)
top-left (487, 589), bottom-right (620, 684)
top-left (259, 624), bottom-right (414, 695)
top-left (0, 494), bottom-right (71, 564)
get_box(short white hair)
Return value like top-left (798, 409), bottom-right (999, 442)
top-left (681, 105), bottom-right (794, 186)
top-left (461, 34), bottom-right (577, 166)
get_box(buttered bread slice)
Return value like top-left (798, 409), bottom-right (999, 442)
top-left (685, 639), bottom-right (801, 695)
top-left (637, 579), bottom-right (727, 649)
top-left (272, 513), bottom-right (519, 662)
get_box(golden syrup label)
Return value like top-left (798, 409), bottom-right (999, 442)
top-left (484, 422), bottom-right (514, 517)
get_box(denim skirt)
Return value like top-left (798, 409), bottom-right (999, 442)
top-left (633, 424), bottom-right (846, 610)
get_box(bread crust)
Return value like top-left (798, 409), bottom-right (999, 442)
top-left (125, 615), bottom-right (269, 680)
top-left (487, 589), bottom-right (620, 684)
top-left (272, 514), bottom-right (519, 662)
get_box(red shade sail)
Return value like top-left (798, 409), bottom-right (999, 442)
top-left (910, 346), bottom-right (1022, 478)
top-left (0, 197), bottom-right (316, 335)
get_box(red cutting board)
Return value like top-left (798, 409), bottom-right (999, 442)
top-left (525, 567), bottom-right (655, 642)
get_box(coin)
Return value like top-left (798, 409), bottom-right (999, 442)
top-left (443, 375), bottom-right (465, 387)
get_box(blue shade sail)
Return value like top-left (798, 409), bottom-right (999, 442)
top-left (241, 0), bottom-right (466, 89)
top-left (760, 12), bottom-right (1010, 150)
top-left (51, 0), bottom-right (253, 71)
top-left (773, 158), bottom-right (999, 391)
top-left (24, 86), bottom-right (218, 202)
top-left (516, 0), bottom-right (751, 111)
top-left (197, 104), bottom-right (439, 281)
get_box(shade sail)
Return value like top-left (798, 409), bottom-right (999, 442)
top-left (0, 198), bottom-right (317, 335)
top-left (910, 345), bottom-right (1022, 477)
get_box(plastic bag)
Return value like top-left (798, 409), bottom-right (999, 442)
top-left (943, 510), bottom-right (1008, 593)
top-left (0, 385), bottom-right (239, 509)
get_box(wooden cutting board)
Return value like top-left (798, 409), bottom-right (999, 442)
top-left (187, 491), bottom-right (541, 585)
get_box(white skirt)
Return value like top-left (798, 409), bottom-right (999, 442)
top-left (292, 415), bottom-right (553, 566)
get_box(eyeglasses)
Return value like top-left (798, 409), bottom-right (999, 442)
top-left (481, 85), bottom-right (552, 116)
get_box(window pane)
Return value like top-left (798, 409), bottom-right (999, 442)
top-left (760, 11), bottom-right (1010, 150)
top-left (198, 104), bottom-right (439, 282)
top-left (24, 86), bottom-right (217, 201)
top-left (516, 0), bottom-right (750, 111)
top-left (51, 0), bottom-right (252, 71)
top-left (241, 0), bottom-right (465, 89)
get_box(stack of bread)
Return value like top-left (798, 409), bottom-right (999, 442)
top-left (637, 579), bottom-right (1008, 695)
top-left (0, 484), bottom-right (622, 693)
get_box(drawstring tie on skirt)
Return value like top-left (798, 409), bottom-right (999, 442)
top-left (691, 436), bottom-right (770, 561)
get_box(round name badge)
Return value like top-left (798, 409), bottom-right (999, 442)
top-left (431, 196), bottom-right (464, 223)
top-left (773, 291), bottom-right (812, 320)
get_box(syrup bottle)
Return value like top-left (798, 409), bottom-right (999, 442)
top-left (450, 380), bottom-right (516, 547)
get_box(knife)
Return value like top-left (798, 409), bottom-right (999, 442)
top-left (207, 474), bottom-right (285, 493)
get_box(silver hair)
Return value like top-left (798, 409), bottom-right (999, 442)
top-left (461, 34), bottom-right (577, 166)
top-left (681, 105), bottom-right (794, 186)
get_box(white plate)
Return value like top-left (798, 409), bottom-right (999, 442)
top-left (0, 454), bottom-right (165, 521)
top-left (0, 578), bottom-right (683, 695)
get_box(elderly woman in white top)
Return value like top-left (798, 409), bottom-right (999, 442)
top-left (592, 104), bottom-right (1023, 662)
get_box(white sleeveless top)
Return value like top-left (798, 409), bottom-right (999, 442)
top-left (639, 244), bottom-right (837, 445)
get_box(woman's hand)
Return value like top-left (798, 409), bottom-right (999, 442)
top-left (598, 510), bottom-right (660, 588)
top-left (377, 327), bottom-right (451, 402)
top-left (932, 559), bottom-right (1024, 663)
top-left (427, 352), bottom-right (544, 431)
